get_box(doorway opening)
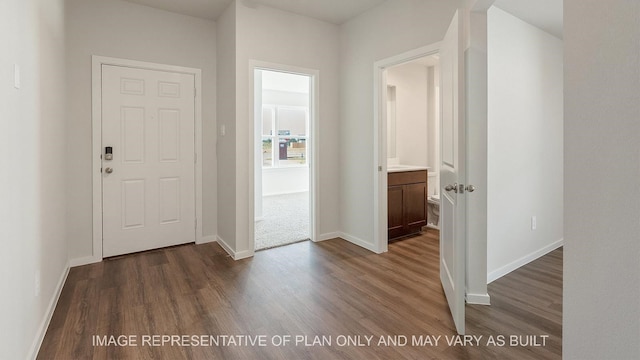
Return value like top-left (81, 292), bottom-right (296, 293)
top-left (386, 54), bottom-right (441, 239)
top-left (253, 68), bottom-right (313, 250)
top-left (373, 43), bottom-right (442, 254)
top-left (382, 53), bottom-right (443, 284)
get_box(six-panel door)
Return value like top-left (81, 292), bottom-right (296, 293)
top-left (101, 65), bottom-right (196, 257)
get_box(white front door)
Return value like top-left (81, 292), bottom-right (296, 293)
top-left (101, 65), bottom-right (196, 257)
top-left (439, 10), bottom-right (467, 335)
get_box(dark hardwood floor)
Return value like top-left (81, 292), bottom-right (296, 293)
top-left (38, 230), bottom-right (561, 359)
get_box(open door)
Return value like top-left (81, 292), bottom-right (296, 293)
top-left (439, 10), bottom-right (467, 335)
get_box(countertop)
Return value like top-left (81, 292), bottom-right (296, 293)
top-left (387, 165), bottom-right (430, 173)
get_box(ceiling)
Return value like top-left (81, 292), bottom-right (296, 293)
top-left (123, 0), bottom-right (562, 39)
top-left (123, 0), bottom-right (228, 20)
top-left (123, 0), bottom-right (386, 24)
top-left (493, 0), bottom-right (563, 39)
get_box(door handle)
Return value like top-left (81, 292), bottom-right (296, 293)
top-left (104, 167), bottom-right (113, 174)
top-left (445, 183), bottom-right (476, 193)
top-left (445, 183), bottom-right (458, 192)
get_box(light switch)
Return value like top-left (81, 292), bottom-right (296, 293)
top-left (14, 64), bottom-right (20, 89)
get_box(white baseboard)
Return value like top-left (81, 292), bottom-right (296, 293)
top-left (488, 238), bottom-right (564, 283)
top-left (316, 232), bottom-right (340, 242)
top-left (69, 255), bottom-right (101, 267)
top-left (466, 292), bottom-right (491, 305)
top-left (339, 232), bottom-right (381, 253)
top-left (234, 250), bottom-right (254, 260)
top-left (197, 235), bottom-right (217, 245)
top-left (216, 235), bottom-right (235, 257)
top-left (28, 262), bottom-right (70, 360)
top-left (216, 235), bottom-right (254, 260)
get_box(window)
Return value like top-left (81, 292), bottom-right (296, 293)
top-left (262, 105), bottom-right (308, 168)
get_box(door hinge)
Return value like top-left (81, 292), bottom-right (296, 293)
top-left (194, 153), bottom-right (197, 163)
top-left (195, 218), bottom-right (197, 230)
top-left (194, 88), bottom-right (197, 98)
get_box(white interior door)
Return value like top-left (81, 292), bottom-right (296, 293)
top-left (439, 10), bottom-right (467, 335)
top-left (102, 65), bottom-right (196, 257)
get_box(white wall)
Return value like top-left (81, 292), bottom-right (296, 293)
top-left (216, 1), bottom-right (237, 248)
top-left (465, 6), bottom-right (490, 303)
top-left (65, 0), bottom-right (218, 260)
top-left (263, 168), bottom-right (309, 196)
top-left (0, 0), bottom-right (68, 358)
top-left (387, 62), bottom-right (429, 167)
top-left (564, 1), bottom-right (640, 359)
top-left (427, 65), bottom-right (440, 196)
top-left (225, 1), bottom-right (341, 254)
top-left (486, 7), bottom-right (564, 281)
top-left (339, 0), bottom-right (458, 246)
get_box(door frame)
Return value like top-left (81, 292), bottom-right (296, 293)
top-left (90, 55), bottom-right (203, 262)
top-left (373, 42), bottom-right (441, 254)
top-left (248, 60), bottom-right (320, 252)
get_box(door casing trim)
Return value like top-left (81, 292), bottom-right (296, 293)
top-left (91, 55), bottom-right (203, 263)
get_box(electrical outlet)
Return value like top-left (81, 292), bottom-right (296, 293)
top-left (531, 216), bottom-right (537, 230)
top-left (35, 271), bottom-right (41, 297)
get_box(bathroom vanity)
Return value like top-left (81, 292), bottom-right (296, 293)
top-left (388, 167), bottom-right (428, 240)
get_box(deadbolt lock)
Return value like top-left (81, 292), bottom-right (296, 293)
top-left (105, 146), bottom-right (113, 161)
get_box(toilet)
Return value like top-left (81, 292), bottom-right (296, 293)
top-left (427, 195), bottom-right (440, 229)
top-left (427, 173), bottom-right (440, 229)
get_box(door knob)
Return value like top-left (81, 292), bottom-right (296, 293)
top-left (465, 185), bottom-right (476, 192)
top-left (104, 167), bottom-right (113, 174)
top-left (445, 183), bottom-right (457, 192)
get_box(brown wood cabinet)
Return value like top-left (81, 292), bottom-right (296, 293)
top-left (388, 170), bottom-right (428, 240)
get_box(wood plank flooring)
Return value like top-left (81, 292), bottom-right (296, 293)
top-left (38, 230), bottom-right (561, 359)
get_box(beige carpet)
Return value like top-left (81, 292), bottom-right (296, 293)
top-left (255, 192), bottom-right (310, 250)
